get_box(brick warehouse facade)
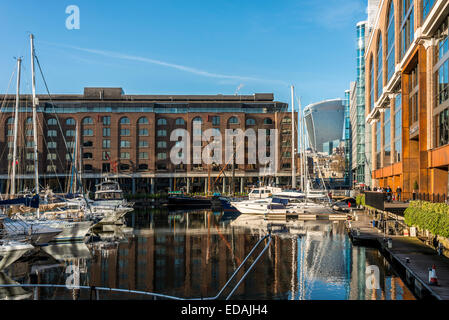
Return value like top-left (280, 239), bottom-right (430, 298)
top-left (365, 0), bottom-right (449, 200)
top-left (0, 87), bottom-right (297, 194)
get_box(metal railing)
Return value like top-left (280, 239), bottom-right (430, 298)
top-left (0, 231), bottom-right (273, 301)
top-left (415, 193), bottom-right (447, 203)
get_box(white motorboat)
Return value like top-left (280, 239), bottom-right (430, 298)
top-left (9, 215), bottom-right (92, 242)
top-left (91, 179), bottom-right (133, 209)
top-left (247, 186), bottom-right (283, 200)
top-left (1, 216), bottom-right (62, 246)
top-left (0, 240), bottom-right (34, 270)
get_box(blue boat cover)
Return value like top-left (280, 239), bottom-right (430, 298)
top-left (0, 194), bottom-right (40, 208)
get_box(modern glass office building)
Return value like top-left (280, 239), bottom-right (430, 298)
top-left (304, 99), bottom-right (345, 153)
top-left (344, 90), bottom-right (352, 186)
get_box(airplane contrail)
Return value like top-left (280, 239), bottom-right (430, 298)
top-left (39, 40), bottom-right (288, 86)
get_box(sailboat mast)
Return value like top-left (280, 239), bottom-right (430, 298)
top-left (298, 97), bottom-right (304, 192)
top-left (11, 58), bottom-right (22, 196)
top-left (290, 85), bottom-right (296, 189)
top-left (30, 34), bottom-right (39, 197)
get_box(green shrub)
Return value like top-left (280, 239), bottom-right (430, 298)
top-left (356, 195), bottom-right (365, 206)
top-left (404, 201), bottom-right (449, 238)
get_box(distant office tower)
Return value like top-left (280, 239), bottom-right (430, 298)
top-left (344, 89), bottom-right (352, 186)
top-left (304, 99), bottom-right (345, 153)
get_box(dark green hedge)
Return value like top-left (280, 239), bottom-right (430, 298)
top-left (404, 201), bottom-right (449, 238)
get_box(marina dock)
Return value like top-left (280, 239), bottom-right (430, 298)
top-left (347, 210), bottom-right (449, 300)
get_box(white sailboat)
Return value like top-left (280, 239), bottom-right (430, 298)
top-left (4, 35), bottom-right (93, 242)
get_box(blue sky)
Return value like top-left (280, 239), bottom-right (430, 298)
top-left (0, 0), bottom-right (367, 108)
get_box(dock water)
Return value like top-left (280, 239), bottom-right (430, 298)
top-left (347, 209), bottom-right (449, 300)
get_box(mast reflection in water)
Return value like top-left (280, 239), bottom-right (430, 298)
top-left (3, 209), bottom-right (415, 300)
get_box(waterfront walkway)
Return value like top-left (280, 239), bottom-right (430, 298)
top-left (348, 210), bottom-right (449, 300)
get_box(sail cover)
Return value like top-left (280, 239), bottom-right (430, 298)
top-left (0, 195), bottom-right (39, 208)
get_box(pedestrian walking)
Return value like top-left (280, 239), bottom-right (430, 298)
top-left (396, 186), bottom-right (402, 202)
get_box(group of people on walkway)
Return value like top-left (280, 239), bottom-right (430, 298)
top-left (371, 186), bottom-right (402, 202)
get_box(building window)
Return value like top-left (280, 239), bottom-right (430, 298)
top-left (7, 117), bottom-right (14, 125)
top-left (437, 61), bottom-right (449, 105)
top-left (394, 94), bottom-right (402, 162)
top-left (139, 140), bottom-right (148, 148)
top-left (102, 163), bottom-right (110, 172)
top-left (6, 129), bottom-right (13, 136)
top-left (386, 1), bottom-right (395, 83)
top-left (138, 117), bottom-right (149, 124)
top-left (25, 117), bottom-right (32, 124)
top-left (282, 151), bottom-right (291, 158)
top-left (83, 129), bottom-right (93, 136)
top-left (66, 118), bottom-right (75, 125)
top-left (26, 153), bottom-right (34, 160)
top-left (119, 163), bottom-right (130, 171)
top-left (263, 118), bottom-right (273, 125)
top-left (26, 165), bottom-right (34, 172)
top-left (138, 164), bottom-right (148, 170)
top-left (102, 151), bottom-right (111, 160)
top-left (83, 164), bottom-right (93, 171)
top-left (26, 130), bottom-right (33, 136)
top-left (139, 152), bottom-right (148, 159)
top-left (47, 118), bottom-right (57, 125)
top-left (281, 117), bottom-right (291, 124)
top-left (47, 130), bottom-right (57, 137)
top-left (120, 117), bottom-right (130, 124)
top-left (120, 140), bottom-right (131, 148)
top-left (246, 118), bottom-right (256, 125)
top-left (384, 108), bottom-right (391, 165)
top-left (120, 129), bottom-right (130, 136)
top-left (409, 64), bottom-right (419, 124)
top-left (228, 116), bottom-right (239, 124)
top-left (120, 152), bottom-right (130, 159)
top-left (192, 117), bottom-right (203, 124)
top-left (175, 118), bottom-right (185, 125)
top-left (102, 116), bottom-right (111, 125)
top-left (157, 141), bottom-right (167, 148)
top-left (437, 109), bottom-right (449, 147)
top-left (47, 165), bottom-right (57, 172)
top-left (47, 153), bottom-right (57, 160)
top-left (211, 116), bottom-right (220, 125)
top-left (157, 152), bottom-right (167, 160)
top-left (377, 33), bottom-right (383, 100)
top-left (83, 152), bottom-right (93, 159)
top-left (370, 55), bottom-right (375, 110)
top-left (103, 139), bottom-right (110, 148)
top-left (157, 118), bottom-right (167, 126)
top-left (82, 117), bottom-right (93, 125)
top-left (157, 129), bottom-right (167, 137)
top-left (436, 18), bottom-right (449, 107)
top-left (138, 128), bottom-right (149, 136)
top-left (66, 130), bottom-right (76, 137)
top-left (26, 141), bottom-right (34, 148)
top-left (103, 127), bottom-right (111, 137)
top-left (401, 0), bottom-right (414, 58)
top-left (66, 153), bottom-right (73, 161)
top-left (423, 0), bottom-right (436, 21)
top-left (66, 141), bottom-right (75, 149)
top-left (376, 120), bottom-right (381, 169)
top-left (83, 141), bottom-right (93, 147)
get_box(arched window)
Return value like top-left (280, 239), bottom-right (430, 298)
top-left (26, 117), bottom-right (33, 124)
top-left (175, 118), bottom-right (185, 125)
top-left (386, 1), bottom-right (395, 83)
top-left (246, 118), bottom-right (256, 125)
top-left (157, 118), bottom-right (167, 125)
top-left (137, 117), bottom-right (149, 124)
top-left (377, 33), bottom-right (383, 101)
top-left (6, 117), bottom-right (14, 124)
top-left (66, 118), bottom-right (75, 125)
top-left (192, 117), bottom-right (203, 124)
top-left (82, 117), bottom-right (93, 125)
top-left (228, 116), bottom-right (239, 124)
top-left (120, 117), bottom-right (130, 124)
top-left (263, 118), bottom-right (273, 125)
top-left (48, 118), bottom-right (57, 125)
